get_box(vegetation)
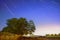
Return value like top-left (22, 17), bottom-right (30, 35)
top-left (46, 33), bottom-right (60, 37)
top-left (2, 17), bottom-right (35, 36)
top-left (0, 17), bottom-right (60, 40)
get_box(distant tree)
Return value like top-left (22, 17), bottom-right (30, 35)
top-left (54, 34), bottom-right (57, 36)
top-left (50, 34), bottom-right (54, 36)
top-left (46, 34), bottom-right (50, 36)
top-left (2, 17), bottom-right (36, 36)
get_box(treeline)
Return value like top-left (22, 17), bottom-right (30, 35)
top-left (46, 33), bottom-right (60, 37)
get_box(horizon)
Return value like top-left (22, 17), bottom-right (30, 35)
top-left (0, 0), bottom-right (60, 35)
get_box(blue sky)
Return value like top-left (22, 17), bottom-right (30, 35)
top-left (0, 0), bottom-right (60, 35)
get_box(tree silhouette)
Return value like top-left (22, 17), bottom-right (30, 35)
top-left (2, 17), bottom-right (36, 36)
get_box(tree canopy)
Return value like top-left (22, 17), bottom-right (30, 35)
top-left (2, 17), bottom-right (36, 36)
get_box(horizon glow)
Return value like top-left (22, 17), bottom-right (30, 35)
top-left (34, 24), bottom-right (60, 36)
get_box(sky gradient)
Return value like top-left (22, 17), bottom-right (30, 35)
top-left (0, 0), bottom-right (60, 35)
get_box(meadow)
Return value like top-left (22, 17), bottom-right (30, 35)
top-left (0, 34), bottom-right (60, 40)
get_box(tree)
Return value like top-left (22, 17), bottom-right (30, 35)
top-left (54, 34), bottom-right (57, 36)
top-left (2, 17), bottom-right (36, 36)
top-left (46, 34), bottom-right (50, 36)
top-left (51, 34), bottom-right (54, 36)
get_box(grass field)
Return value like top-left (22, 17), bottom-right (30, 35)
top-left (0, 35), bottom-right (60, 40)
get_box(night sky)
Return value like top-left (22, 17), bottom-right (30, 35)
top-left (0, 0), bottom-right (60, 35)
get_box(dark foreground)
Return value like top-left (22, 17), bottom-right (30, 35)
top-left (17, 36), bottom-right (60, 40)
